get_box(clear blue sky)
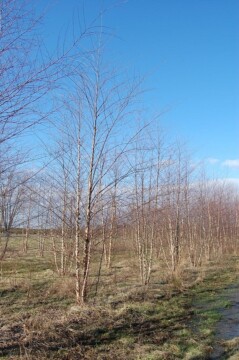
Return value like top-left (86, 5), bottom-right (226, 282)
top-left (38, 0), bottom-right (239, 183)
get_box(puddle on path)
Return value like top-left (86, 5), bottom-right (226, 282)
top-left (210, 284), bottom-right (239, 359)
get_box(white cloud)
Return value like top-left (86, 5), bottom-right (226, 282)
top-left (222, 159), bottom-right (239, 168)
top-left (198, 178), bottom-right (239, 190)
top-left (206, 158), bottom-right (219, 164)
top-left (225, 178), bottom-right (239, 186)
top-left (216, 178), bottom-right (239, 186)
top-left (190, 178), bottom-right (239, 190)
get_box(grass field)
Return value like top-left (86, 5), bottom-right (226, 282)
top-left (1, 235), bottom-right (239, 359)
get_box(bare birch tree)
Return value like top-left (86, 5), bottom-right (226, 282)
top-left (0, 169), bottom-right (27, 259)
top-left (52, 37), bottom-right (143, 303)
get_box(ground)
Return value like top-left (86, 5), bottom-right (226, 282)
top-left (0, 236), bottom-right (239, 359)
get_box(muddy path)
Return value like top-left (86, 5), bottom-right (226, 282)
top-left (210, 283), bottom-right (239, 359)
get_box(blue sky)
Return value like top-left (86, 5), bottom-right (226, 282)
top-left (38, 0), bottom-right (239, 182)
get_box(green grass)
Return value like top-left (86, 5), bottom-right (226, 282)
top-left (0, 235), bottom-right (239, 359)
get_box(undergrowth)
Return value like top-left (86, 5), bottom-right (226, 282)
top-left (0, 248), bottom-right (239, 359)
